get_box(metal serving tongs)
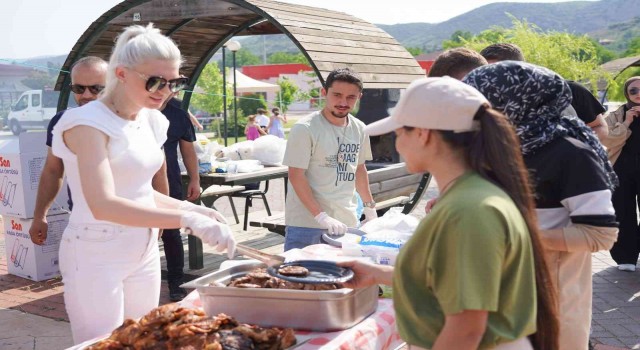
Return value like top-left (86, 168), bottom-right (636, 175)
top-left (235, 243), bottom-right (285, 267)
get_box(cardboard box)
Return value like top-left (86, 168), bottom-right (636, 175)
top-left (4, 213), bottom-right (69, 281)
top-left (0, 132), bottom-right (69, 218)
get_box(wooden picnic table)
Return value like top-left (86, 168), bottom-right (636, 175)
top-left (181, 165), bottom-right (289, 269)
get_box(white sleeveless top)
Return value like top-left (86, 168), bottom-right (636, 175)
top-left (51, 100), bottom-right (169, 225)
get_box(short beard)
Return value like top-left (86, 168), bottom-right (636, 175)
top-left (331, 110), bottom-right (349, 118)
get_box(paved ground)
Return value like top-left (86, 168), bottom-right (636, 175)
top-left (0, 179), bottom-right (639, 349)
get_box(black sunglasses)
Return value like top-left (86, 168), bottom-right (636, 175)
top-left (629, 87), bottom-right (640, 96)
top-left (133, 71), bottom-right (189, 93)
top-left (69, 84), bottom-right (104, 95)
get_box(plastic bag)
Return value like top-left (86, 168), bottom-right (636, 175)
top-left (252, 135), bottom-right (287, 166)
top-left (342, 208), bottom-right (419, 265)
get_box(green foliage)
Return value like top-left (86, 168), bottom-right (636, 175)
top-left (190, 62), bottom-right (229, 115)
top-left (607, 67), bottom-right (640, 102)
top-left (623, 37), bottom-right (640, 57)
top-left (442, 30), bottom-right (474, 49)
top-left (267, 52), bottom-right (309, 65)
top-left (237, 93), bottom-right (267, 118)
top-left (458, 16), bottom-right (612, 91)
top-left (591, 39), bottom-right (617, 64)
top-left (405, 46), bottom-right (424, 56)
top-left (224, 48), bottom-right (261, 67)
top-left (274, 77), bottom-right (299, 113)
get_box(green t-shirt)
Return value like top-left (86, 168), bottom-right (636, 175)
top-left (283, 111), bottom-right (372, 228)
top-left (393, 172), bottom-right (537, 349)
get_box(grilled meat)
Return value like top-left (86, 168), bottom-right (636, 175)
top-left (224, 268), bottom-right (340, 290)
top-left (277, 266), bottom-right (309, 277)
top-left (87, 307), bottom-right (294, 350)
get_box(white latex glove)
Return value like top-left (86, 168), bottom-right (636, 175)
top-left (180, 212), bottom-right (236, 258)
top-left (362, 207), bottom-right (378, 224)
top-left (314, 212), bottom-right (348, 235)
top-left (178, 201), bottom-right (228, 224)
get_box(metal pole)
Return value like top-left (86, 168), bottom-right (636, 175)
top-left (233, 51), bottom-right (238, 143)
top-left (222, 47), bottom-right (228, 146)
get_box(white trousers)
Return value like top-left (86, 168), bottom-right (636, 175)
top-left (59, 222), bottom-right (160, 344)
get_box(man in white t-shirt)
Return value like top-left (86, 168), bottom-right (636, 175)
top-left (256, 108), bottom-right (270, 132)
top-left (282, 68), bottom-right (377, 250)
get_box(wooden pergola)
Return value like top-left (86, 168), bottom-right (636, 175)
top-left (55, 0), bottom-right (424, 110)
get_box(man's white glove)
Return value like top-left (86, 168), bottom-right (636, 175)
top-left (314, 212), bottom-right (347, 235)
top-left (178, 201), bottom-right (228, 224)
top-left (180, 212), bottom-right (236, 259)
top-left (362, 207), bottom-right (378, 224)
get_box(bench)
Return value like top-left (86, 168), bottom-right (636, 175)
top-left (249, 163), bottom-right (432, 236)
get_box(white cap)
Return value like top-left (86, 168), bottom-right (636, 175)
top-left (364, 77), bottom-right (489, 136)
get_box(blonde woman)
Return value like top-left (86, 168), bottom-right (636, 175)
top-left (53, 24), bottom-right (236, 344)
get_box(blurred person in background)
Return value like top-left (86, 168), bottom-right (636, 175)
top-left (603, 76), bottom-right (640, 272)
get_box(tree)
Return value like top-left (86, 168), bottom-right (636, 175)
top-left (623, 37), bottom-right (640, 57)
top-left (267, 52), bottom-right (309, 65)
top-left (274, 77), bottom-right (299, 113)
top-left (405, 46), bottom-right (423, 56)
top-left (190, 62), bottom-right (228, 117)
top-left (455, 16), bottom-right (612, 92)
top-left (223, 48), bottom-right (261, 68)
top-left (442, 30), bottom-right (474, 49)
top-left (238, 93), bottom-right (267, 117)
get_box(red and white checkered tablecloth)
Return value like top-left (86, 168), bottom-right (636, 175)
top-left (179, 290), bottom-right (404, 350)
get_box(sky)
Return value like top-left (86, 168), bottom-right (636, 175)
top-left (0, 0), bottom-right (596, 59)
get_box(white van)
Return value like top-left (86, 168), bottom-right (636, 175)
top-left (6, 90), bottom-right (66, 135)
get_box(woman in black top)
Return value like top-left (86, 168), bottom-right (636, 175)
top-left (603, 76), bottom-right (640, 271)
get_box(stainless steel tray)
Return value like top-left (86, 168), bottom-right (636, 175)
top-left (181, 261), bottom-right (378, 331)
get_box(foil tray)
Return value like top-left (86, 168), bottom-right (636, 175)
top-left (181, 261), bottom-right (378, 331)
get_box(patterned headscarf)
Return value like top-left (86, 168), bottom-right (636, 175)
top-left (463, 61), bottom-right (617, 189)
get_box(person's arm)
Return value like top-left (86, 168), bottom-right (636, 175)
top-left (540, 147), bottom-right (618, 252)
top-left (187, 110), bottom-right (203, 131)
top-left (355, 163), bottom-right (373, 204)
top-left (432, 311), bottom-right (488, 350)
top-left (337, 260), bottom-right (394, 287)
top-left (288, 167), bottom-right (324, 217)
top-left (258, 126), bottom-right (267, 135)
top-left (29, 149), bottom-right (64, 245)
top-left (179, 139), bottom-right (200, 201)
top-left (587, 113), bottom-right (609, 141)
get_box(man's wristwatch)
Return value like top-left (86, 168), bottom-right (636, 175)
top-left (363, 200), bottom-right (376, 209)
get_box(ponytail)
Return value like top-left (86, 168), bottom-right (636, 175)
top-left (441, 105), bottom-right (559, 350)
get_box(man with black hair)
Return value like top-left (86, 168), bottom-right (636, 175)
top-left (283, 68), bottom-right (376, 250)
top-left (480, 43), bottom-right (525, 63)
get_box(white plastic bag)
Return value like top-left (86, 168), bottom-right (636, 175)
top-left (252, 135), bottom-right (287, 166)
top-left (342, 208), bottom-right (419, 265)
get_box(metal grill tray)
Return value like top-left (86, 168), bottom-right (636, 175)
top-left (181, 261), bottom-right (378, 331)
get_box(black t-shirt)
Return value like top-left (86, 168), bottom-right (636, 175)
top-left (46, 110), bottom-right (73, 210)
top-left (524, 137), bottom-right (616, 227)
top-left (567, 80), bottom-right (606, 125)
top-left (161, 98), bottom-right (196, 199)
